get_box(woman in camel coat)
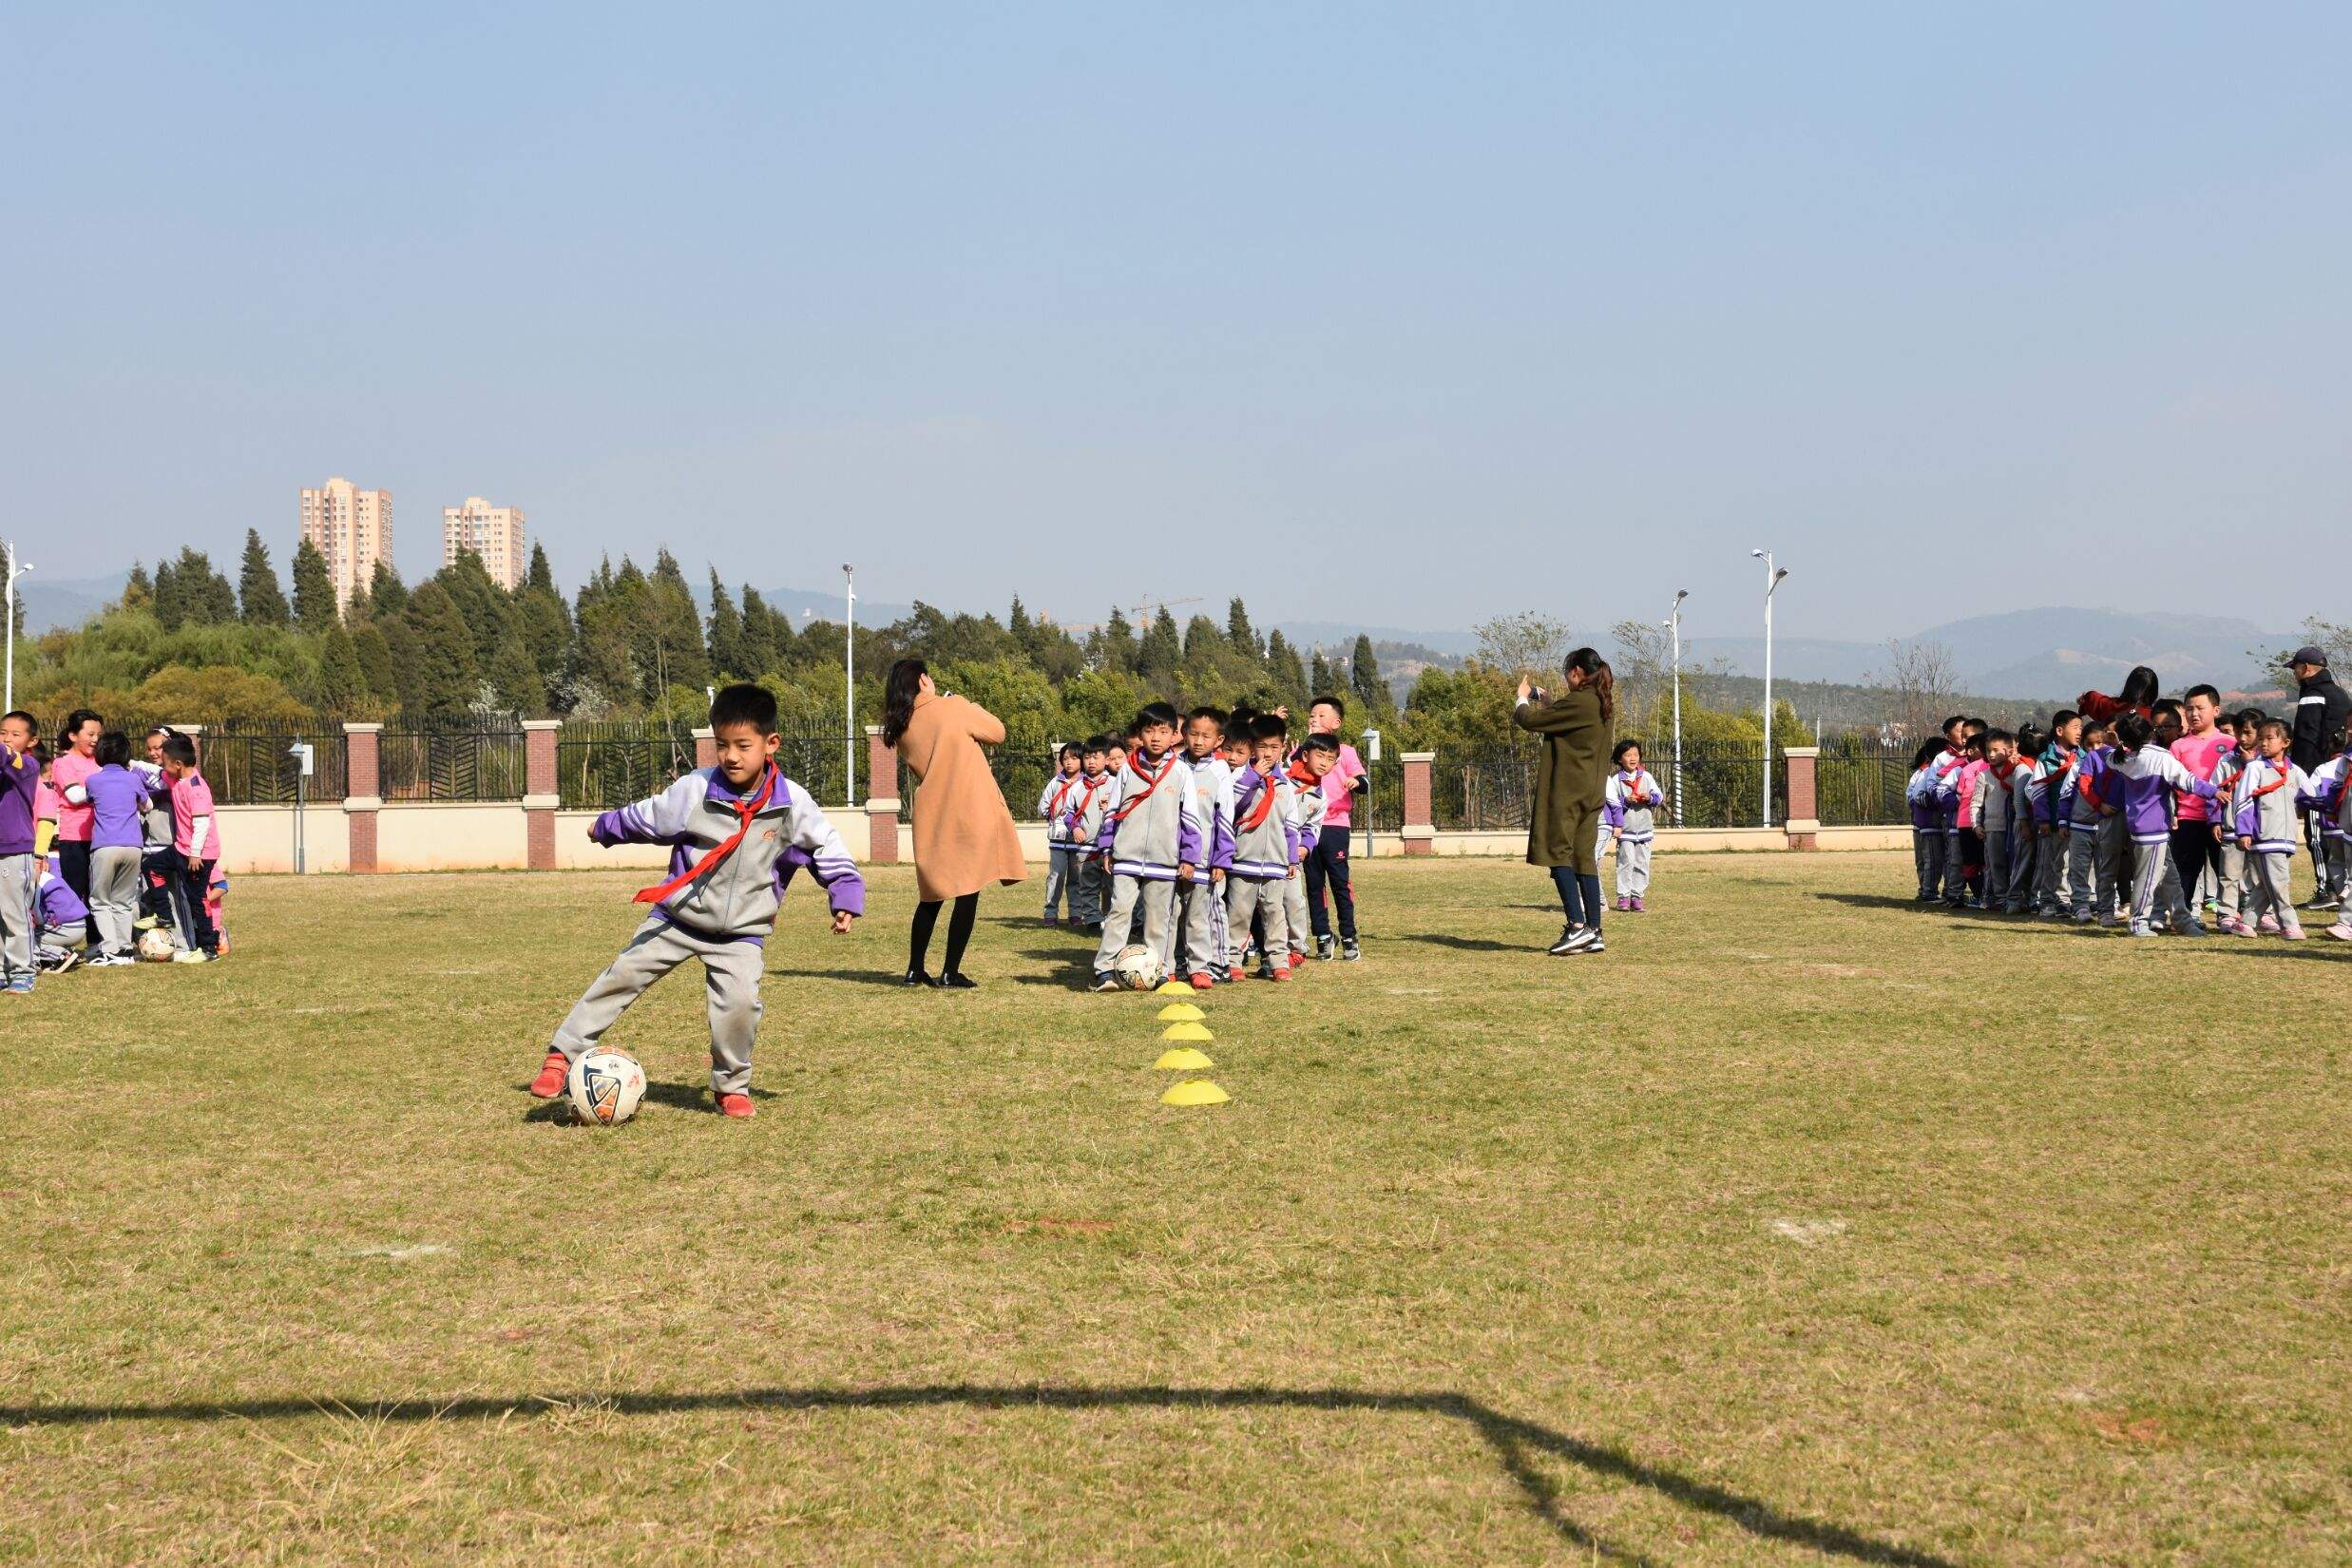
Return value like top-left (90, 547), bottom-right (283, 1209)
top-left (882, 658), bottom-right (1025, 987)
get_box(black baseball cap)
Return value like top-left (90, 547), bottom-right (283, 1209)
top-left (2288, 645), bottom-right (2328, 668)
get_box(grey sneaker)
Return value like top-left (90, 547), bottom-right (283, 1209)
top-left (1340, 938), bottom-right (1361, 962)
top-left (1315, 934), bottom-right (1337, 961)
top-left (1548, 927), bottom-right (1596, 956)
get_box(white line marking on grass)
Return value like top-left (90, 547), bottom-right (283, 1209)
top-left (347, 1244), bottom-right (453, 1260)
top-left (1384, 987), bottom-right (1441, 996)
top-left (1767, 1218), bottom-right (1847, 1247)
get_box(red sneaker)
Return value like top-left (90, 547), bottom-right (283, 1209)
top-left (1266, 965), bottom-right (1291, 983)
top-left (717, 1091), bottom-right (755, 1119)
top-left (527, 1050), bottom-right (569, 1099)
top-left (1189, 972), bottom-right (1214, 991)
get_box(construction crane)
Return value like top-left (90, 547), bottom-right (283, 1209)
top-left (1129, 595), bottom-right (1203, 621)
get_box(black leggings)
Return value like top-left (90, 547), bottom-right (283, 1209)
top-left (910, 892), bottom-right (979, 976)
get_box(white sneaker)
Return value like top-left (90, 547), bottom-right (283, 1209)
top-left (170, 948), bottom-right (215, 965)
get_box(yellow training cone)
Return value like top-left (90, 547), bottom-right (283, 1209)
top-left (1155, 1003), bottom-right (1205, 1023)
top-left (1155, 980), bottom-right (1193, 995)
top-left (1161, 1022), bottom-right (1214, 1043)
top-left (1160, 1079), bottom-right (1229, 1107)
top-left (1154, 1047), bottom-right (1215, 1071)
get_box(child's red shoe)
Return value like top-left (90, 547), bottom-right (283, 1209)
top-left (1189, 972), bottom-right (1213, 991)
top-left (527, 1050), bottom-right (569, 1099)
top-left (1265, 964), bottom-right (1291, 982)
top-left (717, 1092), bottom-right (755, 1119)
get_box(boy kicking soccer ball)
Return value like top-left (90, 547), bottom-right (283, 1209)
top-left (527, 683), bottom-right (864, 1118)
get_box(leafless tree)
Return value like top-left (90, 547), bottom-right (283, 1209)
top-left (1871, 638), bottom-right (1960, 745)
top-left (1474, 611), bottom-right (1575, 680)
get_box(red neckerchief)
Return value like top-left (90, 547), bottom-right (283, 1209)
top-left (1286, 758), bottom-right (1321, 792)
top-left (1235, 767), bottom-right (1279, 832)
top-left (1045, 774), bottom-right (1078, 817)
top-left (2043, 745), bottom-right (2075, 780)
top-left (635, 766), bottom-right (776, 906)
top-left (2245, 758), bottom-right (2295, 800)
top-left (1616, 769), bottom-right (1654, 801)
top-left (1989, 755), bottom-right (2020, 785)
top-left (1110, 750), bottom-right (1174, 824)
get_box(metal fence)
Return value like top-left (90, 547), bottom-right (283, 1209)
top-left (379, 729), bottom-right (527, 802)
top-left (1813, 737), bottom-right (1913, 827)
top-left (171, 723), bottom-right (351, 805)
top-left (1437, 741), bottom-right (1787, 832)
top-left (553, 725), bottom-right (864, 812)
top-left (903, 742), bottom-right (1062, 826)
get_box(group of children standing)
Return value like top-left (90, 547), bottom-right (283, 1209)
top-left (0, 709), bottom-right (226, 989)
top-left (1905, 685), bottom-right (2352, 941)
top-left (1037, 701), bottom-right (1352, 989)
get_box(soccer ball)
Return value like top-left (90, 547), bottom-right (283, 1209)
top-left (565, 1046), bottom-right (647, 1126)
top-left (136, 927), bottom-right (178, 963)
top-left (1112, 944), bottom-right (1165, 992)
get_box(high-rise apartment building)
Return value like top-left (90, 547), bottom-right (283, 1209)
top-left (443, 497), bottom-right (528, 590)
top-left (298, 477), bottom-right (393, 611)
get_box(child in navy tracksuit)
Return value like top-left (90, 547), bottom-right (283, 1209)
top-left (1090, 703), bottom-right (1202, 990)
top-left (526, 684), bottom-right (864, 1119)
top-left (1603, 739), bottom-right (1664, 911)
top-left (1063, 736), bottom-right (1117, 934)
top-left (1038, 745), bottom-right (1083, 924)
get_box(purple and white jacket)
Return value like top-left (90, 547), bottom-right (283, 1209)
top-left (2106, 746), bottom-right (2216, 847)
top-left (1093, 750), bottom-right (1204, 882)
top-left (591, 766), bottom-right (864, 942)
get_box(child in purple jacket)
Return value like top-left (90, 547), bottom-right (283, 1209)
top-left (2105, 712), bottom-right (2219, 937)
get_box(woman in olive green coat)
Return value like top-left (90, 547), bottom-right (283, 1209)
top-left (1513, 647), bottom-right (1616, 955)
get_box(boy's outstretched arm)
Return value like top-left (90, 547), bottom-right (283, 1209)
top-left (589, 773), bottom-right (705, 847)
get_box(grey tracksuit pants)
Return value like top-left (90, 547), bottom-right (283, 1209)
top-left (1915, 830), bottom-right (1945, 898)
top-left (0, 852), bottom-right (33, 981)
top-left (89, 845), bottom-right (142, 956)
top-left (2033, 828), bottom-right (2069, 911)
top-left (2129, 839), bottom-right (2191, 929)
top-left (1095, 875), bottom-right (1175, 975)
top-left (551, 915), bottom-right (765, 1096)
top-left (1224, 875), bottom-right (1289, 974)
top-left (2007, 830), bottom-right (2036, 911)
top-left (1941, 828), bottom-right (1968, 901)
top-left (1174, 877), bottom-right (1228, 977)
top-left (1983, 830), bottom-right (2012, 911)
top-left (1615, 840), bottom-right (1653, 899)
top-left (2214, 840), bottom-right (2246, 924)
top-left (1281, 871), bottom-right (1312, 956)
top-left (1042, 846), bottom-right (1075, 919)
top-left (2242, 851), bottom-right (2299, 929)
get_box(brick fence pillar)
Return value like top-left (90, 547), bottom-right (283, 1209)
top-left (1783, 745), bottom-right (1820, 851)
top-left (1401, 751), bottom-right (1436, 856)
top-left (523, 719), bottom-right (561, 870)
top-left (865, 724), bottom-right (900, 865)
top-left (693, 726), bottom-right (717, 770)
top-left (344, 722), bottom-right (382, 872)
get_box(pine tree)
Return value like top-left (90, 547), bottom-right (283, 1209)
top-left (316, 624), bottom-right (370, 714)
top-left (1310, 650), bottom-right (1334, 697)
top-left (291, 537), bottom-right (336, 631)
top-left (706, 569), bottom-right (744, 678)
top-left (432, 550), bottom-right (509, 664)
top-left (488, 624), bottom-right (545, 715)
top-left (351, 622), bottom-right (398, 704)
top-left (152, 560), bottom-right (182, 629)
top-left (738, 586), bottom-right (779, 677)
top-left (155, 547), bottom-right (236, 627)
top-left (374, 614), bottom-right (425, 713)
top-left (122, 564), bottom-right (154, 614)
top-left (1266, 630), bottom-right (1310, 712)
top-left (1226, 598), bottom-right (1259, 658)
top-left (525, 542), bottom-right (556, 598)
top-left (641, 550), bottom-right (709, 698)
top-left (403, 582), bottom-right (478, 718)
top-left (238, 529), bottom-right (290, 625)
top-left (1138, 608), bottom-right (1181, 690)
top-left (1098, 606), bottom-right (1137, 673)
top-left (515, 585), bottom-right (572, 685)
top-left (1182, 614), bottom-right (1223, 661)
top-left (368, 558), bottom-right (408, 618)
top-left (1008, 595), bottom-right (1036, 653)
top-left (1348, 634), bottom-right (1394, 720)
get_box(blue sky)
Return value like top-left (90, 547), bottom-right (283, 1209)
top-left (5, 4), bottom-right (2346, 642)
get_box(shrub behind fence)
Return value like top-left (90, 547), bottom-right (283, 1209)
top-left (1437, 742), bottom-right (1786, 832)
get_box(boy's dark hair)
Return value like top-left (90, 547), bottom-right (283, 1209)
top-left (1610, 737), bottom-right (1643, 766)
top-left (1962, 733), bottom-right (1988, 757)
top-left (2259, 717), bottom-right (2291, 743)
top-left (2015, 724), bottom-right (2043, 753)
top-left (1298, 733), bottom-right (1340, 756)
top-left (2151, 698), bottom-right (2183, 723)
top-left (1963, 717), bottom-right (1988, 736)
top-left (1911, 740), bottom-right (1941, 770)
top-left (1185, 706), bottom-right (1226, 731)
top-left (1057, 742), bottom-right (1080, 763)
top-left (1135, 702), bottom-right (1181, 734)
top-left (2113, 712), bottom-right (2152, 753)
top-left (2234, 707), bottom-right (2267, 729)
top-left (2184, 683), bottom-right (2221, 706)
top-left (1941, 715), bottom-right (1967, 739)
top-left (161, 734), bottom-right (200, 768)
top-left (95, 730), bottom-right (131, 768)
top-left (1252, 712), bottom-right (1290, 742)
top-left (1985, 728), bottom-right (2016, 748)
top-left (1, 710), bottom-right (35, 735)
top-left (1083, 735), bottom-right (1114, 755)
top-left (1310, 694), bottom-right (1346, 718)
top-left (709, 682), bottom-right (777, 735)
top-left (2050, 708), bottom-right (2079, 730)
top-left (1226, 704), bottom-right (1257, 731)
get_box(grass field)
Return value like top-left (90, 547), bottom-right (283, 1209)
top-left (3, 851), bottom-right (2346, 1565)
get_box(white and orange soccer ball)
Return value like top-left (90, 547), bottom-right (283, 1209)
top-left (565, 1046), bottom-right (646, 1126)
top-left (1112, 944), bottom-right (1166, 992)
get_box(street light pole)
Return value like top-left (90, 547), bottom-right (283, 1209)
top-left (1666, 588), bottom-right (1688, 829)
top-left (1750, 549), bottom-right (1789, 828)
top-left (3, 542), bottom-right (28, 715)
top-left (843, 564), bottom-right (856, 809)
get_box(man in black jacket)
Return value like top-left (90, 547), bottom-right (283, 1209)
top-left (2285, 645), bottom-right (2350, 904)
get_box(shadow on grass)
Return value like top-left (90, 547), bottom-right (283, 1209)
top-left (0, 1382), bottom-right (1956, 1566)
top-left (1398, 932), bottom-right (1525, 953)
